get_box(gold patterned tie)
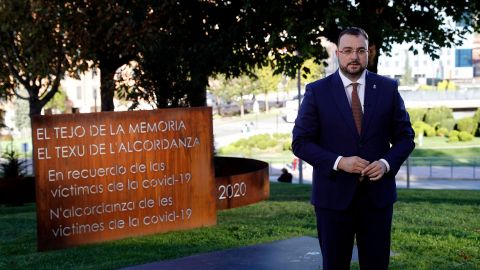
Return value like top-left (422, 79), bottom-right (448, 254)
top-left (351, 83), bottom-right (362, 135)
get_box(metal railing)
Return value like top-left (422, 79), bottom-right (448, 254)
top-left (400, 156), bottom-right (480, 188)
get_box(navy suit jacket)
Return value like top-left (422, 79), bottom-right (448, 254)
top-left (292, 70), bottom-right (415, 210)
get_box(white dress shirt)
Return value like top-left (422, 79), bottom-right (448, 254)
top-left (332, 70), bottom-right (390, 173)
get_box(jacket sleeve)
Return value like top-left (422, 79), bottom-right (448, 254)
top-left (292, 85), bottom-right (338, 177)
top-left (383, 85), bottom-right (415, 175)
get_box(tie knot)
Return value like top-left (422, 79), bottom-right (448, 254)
top-left (351, 83), bottom-right (359, 91)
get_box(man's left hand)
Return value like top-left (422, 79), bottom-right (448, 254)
top-left (361, 160), bottom-right (386, 181)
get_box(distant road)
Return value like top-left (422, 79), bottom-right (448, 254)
top-left (213, 110), bottom-right (294, 148)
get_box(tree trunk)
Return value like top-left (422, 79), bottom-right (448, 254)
top-left (368, 42), bottom-right (379, 74)
top-left (100, 63), bottom-right (116, 111)
top-left (189, 71), bottom-right (208, 107)
top-left (29, 99), bottom-right (44, 117)
top-left (264, 90), bottom-right (269, 112)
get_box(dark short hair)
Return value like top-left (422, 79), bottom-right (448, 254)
top-left (337, 27), bottom-right (369, 46)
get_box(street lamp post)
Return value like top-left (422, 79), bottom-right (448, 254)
top-left (297, 67), bottom-right (303, 184)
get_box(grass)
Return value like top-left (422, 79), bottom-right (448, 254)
top-left (414, 137), bottom-right (480, 149)
top-left (218, 136), bottom-right (480, 167)
top-left (0, 185), bottom-right (479, 270)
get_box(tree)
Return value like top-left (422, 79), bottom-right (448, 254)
top-left (43, 88), bottom-right (68, 113)
top-left (129, 0), bottom-right (480, 109)
top-left (207, 73), bottom-right (256, 117)
top-left (253, 67), bottom-right (282, 112)
top-left (0, 1), bottom-right (84, 117)
top-left (3, 1), bottom-right (479, 114)
top-left (400, 50), bottom-right (414, 86)
top-left (318, 0), bottom-right (480, 73)
top-left (66, 1), bottom-right (154, 112)
top-left (118, 1), bottom-right (330, 109)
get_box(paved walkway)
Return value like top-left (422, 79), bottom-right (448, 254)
top-left (270, 163), bottom-right (480, 190)
top-left (119, 236), bottom-right (355, 270)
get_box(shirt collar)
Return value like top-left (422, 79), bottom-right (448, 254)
top-left (338, 69), bottom-right (367, 88)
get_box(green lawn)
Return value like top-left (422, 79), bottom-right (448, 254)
top-left (1, 185), bottom-right (479, 270)
top-left (414, 136), bottom-right (480, 149)
top-left (219, 135), bottom-right (480, 166)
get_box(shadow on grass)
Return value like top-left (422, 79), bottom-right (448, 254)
top-left (268, 183), bottom-right (311, 202)
top-left (0, 204), bottom-right (36, 215)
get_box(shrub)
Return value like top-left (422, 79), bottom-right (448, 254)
top-left (1, 149), bottom-right (27, 178)
top-left (407, 108), bottom-right (428, 123)
top-left (220, 133), bottom-right (291, 155)
top-left (447, 130), bottom-right (460, 142)
top-left (424, 106), bottom-right (454, 126)
top-left (436, 127), bottom-right (449, 137)
top-left (283, 141), bottom-right (292, 151)
top-left (424, 125), bottom-right (436, 137)
top-left (458, 131), bottom-right (474, 141)
top-left (448, 130), bottom-right (459, 137)
top-left (448, 136), bottom-right (459, 142)
top-left (456, 117), bottom-right (478, 135)
top-left (438, 118), bottom-right (455, 131)
top-left (412, 121), bottom-right (436, 137)
top-left (474, 108), bottom-right (480, 123)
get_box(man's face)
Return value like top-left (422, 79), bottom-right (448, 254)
top-left (336, 34), bottom-right (368, 80)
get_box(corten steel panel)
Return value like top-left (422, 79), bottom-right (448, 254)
top-left (32, 108), bottom-right (216, 251)
top-left (214, 157), bottom-right (269, 210)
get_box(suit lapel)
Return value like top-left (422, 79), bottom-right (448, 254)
top-left (362, 71), bottom-right (380, 137)
top-left (330, 71), bottom-right (359, 137)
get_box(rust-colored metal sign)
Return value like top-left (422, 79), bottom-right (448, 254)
top-left (214, 157), bottom-right (269, 210)
top-left (32, 108), bottom-right (216, 251)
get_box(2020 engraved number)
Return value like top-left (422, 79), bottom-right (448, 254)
top-left (218, 182), bottom-right (247, 200)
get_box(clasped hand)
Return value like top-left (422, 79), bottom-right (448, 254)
top-left (338, 156), bottom-right (386, 181)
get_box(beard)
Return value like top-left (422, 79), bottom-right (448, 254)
top-left (339, 61), bottom-right (366, 78)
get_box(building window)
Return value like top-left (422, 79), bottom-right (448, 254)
top-left (455, 49), bottom-right (472, 67)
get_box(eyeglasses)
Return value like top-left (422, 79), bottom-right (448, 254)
top-left (338, 48), bottom-right (367, 56)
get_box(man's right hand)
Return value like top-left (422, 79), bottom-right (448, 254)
top-left (338, 156), bottom-right (370, 174)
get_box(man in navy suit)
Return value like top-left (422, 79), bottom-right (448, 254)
top-left (292, 27), bottom-right (415, 270)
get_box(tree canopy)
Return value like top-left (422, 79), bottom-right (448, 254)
top-left (0, 0), bottom-right (84, 117)
top-left (0, 0), bottom-right (479, 115)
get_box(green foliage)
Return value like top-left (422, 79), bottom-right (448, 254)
top-left (474, 108), bottom-right (480, 123)
top-left (283, 141), bottom-right (292, 151)
top-left (417, 84), bottom-right (436, 91)
top-left (0, 149), bottom-right (26, 178)
top-left (1, 188), bottom-right (479, 269)
top-left (412, 121), bottom-right (436, 137)
top-left (438, 118), bottom-right (455, 131)
top-left (424, 125), bottom-right (436, 137)
top-left (436, 127), bottom-right (448, 137)
top-left (412, 121), bottom-right (424, 139)
top-left (447, 135), bottom-right (459, 142)
top-left (437, 80), bottom-right (457, 91)
top-left (447, 130), bottom-right (460, 143)
top-left (458, 131), bottom-right (474, 141)
top-left (407, 108), bottom-right (427, 123)
top-left (0, 1), bottom-right (85, 116)
top-left (448, 130), bottom-right (459, 138)
top-left (2, 1), bottom-right (479, 114)
top-left (44, 88), bottom-right (68, 113)
top-left (219, 133), bottom-right (291, 155)
top-left (301, 58), bottom-right (325, 82)
top-left (456, 117), bottom-right (478, 135)
top-left (424, 107), bottom-right (454, 126)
